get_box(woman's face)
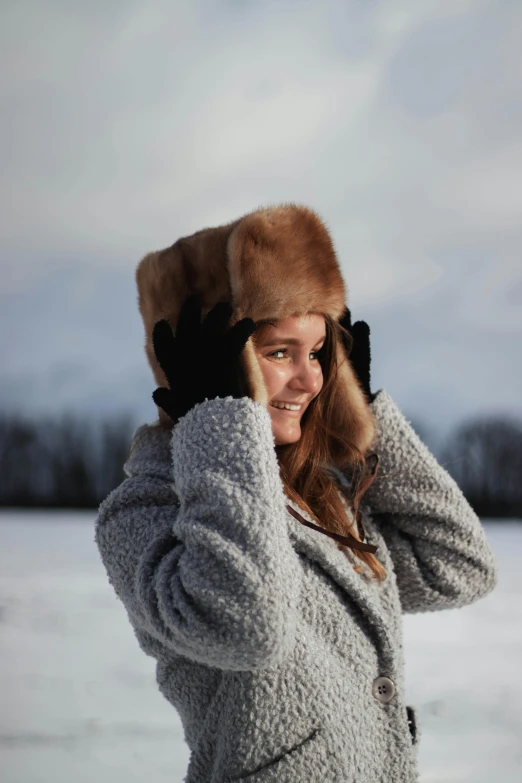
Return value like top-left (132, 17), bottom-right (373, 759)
top-left (253, 314), bottom-right (326, 446)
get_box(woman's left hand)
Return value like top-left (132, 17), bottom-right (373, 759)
top-left (338, 308), bottom-right (376, 403)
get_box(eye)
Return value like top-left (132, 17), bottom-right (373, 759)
top-left (312, 342), bottom-right (326, 360)
top-left (268, 348), bottom-right (288, 360)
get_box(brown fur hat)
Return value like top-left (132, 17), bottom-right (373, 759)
top-left (136, 204), bottom-right (375, 457)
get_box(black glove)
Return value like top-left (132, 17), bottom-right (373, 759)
top-left (152, 294), bottom-right (256, 423)
top-left (338, 307), bottom-right (376, 403)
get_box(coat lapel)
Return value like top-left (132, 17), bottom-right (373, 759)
top-left (284, 499), bottom-right (397, 674)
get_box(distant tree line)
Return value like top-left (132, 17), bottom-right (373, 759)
top-left (0, 414), bottom-right (135, 508)
top-left (0, 411), bottom-right (521, 517)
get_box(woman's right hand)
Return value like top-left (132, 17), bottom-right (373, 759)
top-left (151, 295), bottom-right (256, 424)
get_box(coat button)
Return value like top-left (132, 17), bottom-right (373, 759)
top-left (372, 676), bottom-right (396, 704)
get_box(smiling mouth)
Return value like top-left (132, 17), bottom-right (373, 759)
top-left (269, 401), bottom-right (304, 411)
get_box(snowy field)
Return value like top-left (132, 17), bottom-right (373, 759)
top-left (0, 512), bottom-right (520, 783)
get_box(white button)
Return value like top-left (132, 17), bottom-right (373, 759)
top-left (372, 676), bottom-right (396, 704)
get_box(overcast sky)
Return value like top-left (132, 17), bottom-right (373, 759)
top-left (1, 0), bottom-right (521, 448)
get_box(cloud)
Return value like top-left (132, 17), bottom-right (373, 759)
top-left (0, 0), bottom-right (521, 434)
top-left (1, 2), bottom-right (518, 275)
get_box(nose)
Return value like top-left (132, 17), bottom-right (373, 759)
top-left (288, 358), bottom-right (323, 396)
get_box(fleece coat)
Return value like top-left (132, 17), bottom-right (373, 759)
top-left (95, 389), bottom-right (497, 783)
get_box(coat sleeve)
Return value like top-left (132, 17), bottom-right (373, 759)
top-left (362, 389), bottom-right (498, 614)
top-left (95, 396), bottom-right (301, 671)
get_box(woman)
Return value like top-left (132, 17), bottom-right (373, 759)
top-left (95, 204), bottom-right (497, 782)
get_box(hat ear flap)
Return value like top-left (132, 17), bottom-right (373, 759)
top-left (240, 338), bottom-right (269, 406)
top-left (331, 343), bottom-right (376, 460)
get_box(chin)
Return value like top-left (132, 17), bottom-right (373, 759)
top-left (268, 408), bottom-right (306, 446)
top-left (273, 427), bottom-right (302, 447)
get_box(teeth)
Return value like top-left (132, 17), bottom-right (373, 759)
top-left (270, 401), bottom-right (302, 411)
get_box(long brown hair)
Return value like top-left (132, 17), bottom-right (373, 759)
top-left (254, 314), bottom-right (387, 581)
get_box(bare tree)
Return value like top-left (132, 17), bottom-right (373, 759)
top-left (441, 416), bottom-right (522, 517)
top-left (94, 416), bottom-right (135, 499)
top-left (0, 416), bottom-right (41, 504)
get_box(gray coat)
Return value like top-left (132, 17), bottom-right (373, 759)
top-left (95, 390), bottom-right (497, 782)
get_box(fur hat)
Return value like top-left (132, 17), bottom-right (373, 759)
top-left (136, 204), bottom-right (375, 457)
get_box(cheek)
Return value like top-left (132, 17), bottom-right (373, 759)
top-left (317, 369), bottom-right (324, 395)
top-left (259, 361), bottom-right (287, 398)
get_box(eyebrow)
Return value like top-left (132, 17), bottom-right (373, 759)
top-left (261, 335), bottom-right (326, 347)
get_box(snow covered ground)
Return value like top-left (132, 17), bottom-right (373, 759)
top-left (0, 511), bottom-right (520, 783)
